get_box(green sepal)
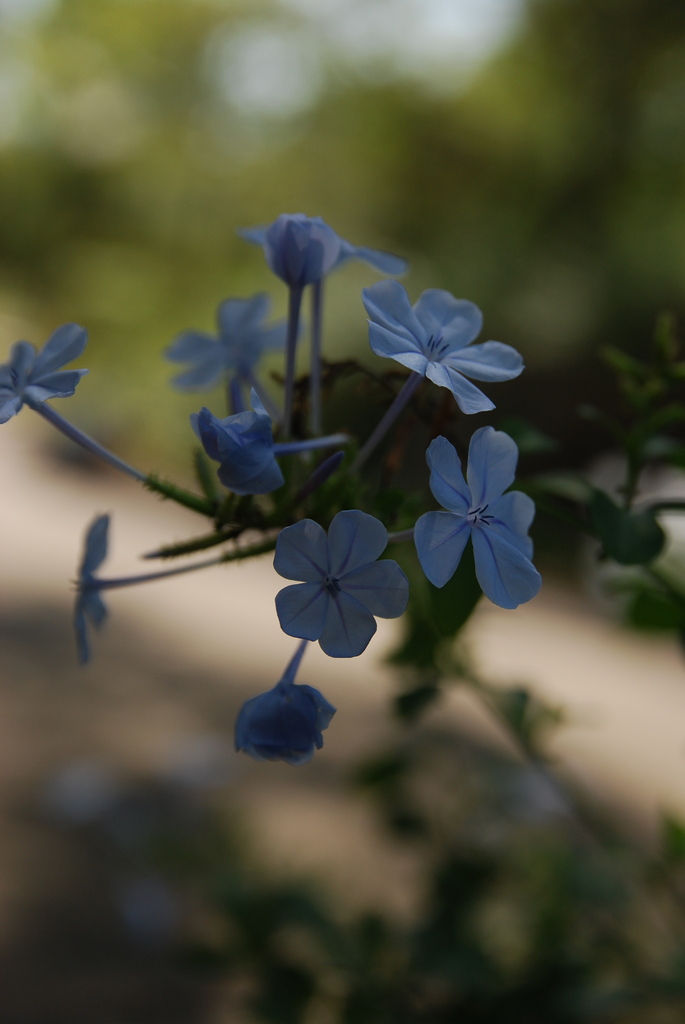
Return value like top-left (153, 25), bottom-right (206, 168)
top-left (590, 489), bottom-right (665, 565)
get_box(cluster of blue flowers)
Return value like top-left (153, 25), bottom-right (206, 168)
top-left (1, 212), bottom-right (541, 768)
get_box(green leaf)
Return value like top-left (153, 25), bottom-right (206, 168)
top-left (427, 542), bottom-right (482, 638)
top-left (625, 586), bottom-right (685, 632)
top-left (663, 814), bottom-right (685, 863)
top-left (590, 489), bottom-right (665, 565)
top-left (394, 683), bottom-right (440, 720)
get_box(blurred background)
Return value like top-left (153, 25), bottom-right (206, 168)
top-left (5, 0), bottom-right (685, 1020)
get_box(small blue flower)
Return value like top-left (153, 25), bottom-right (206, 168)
top-left (274, 510), bottom-right (410, 658)
top-left (165, 293), bottom-right (286, 392)
top-left (74, 514), bottom-right (110, 664)
top-left (191, 392), bottom-right (284, 496)
top-left (235, 642), bottom-right (336, 765)
top-left (414, 428), bottom-right (542, 609)
top-left (0, 323), bottom-right (88, 424)
top-left (241, 213), bottom-right (407, 288)
top-left (362, 280), bottom-right (523, 414)
top-left (192, 391), bottom-right (349, 496)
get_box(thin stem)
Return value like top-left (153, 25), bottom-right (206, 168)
top-left (30, 401), bottom-right (146, 482)
top-left (228, 376), bottom-right (245, 414)
top-left (278, 639), bottom-right (310, 689)
top-left (293, 450), bottom-right (345, 504)
top-left (274, 432), bottom-right (349, 456)
top-left (282, 285), bottom-right (304, 439)
top-left (91, 553), bottom-right (224, 591)
top-left (310, 280), bottom-right (324, 436)
top-left (351, 372), bottom-right (423, 472)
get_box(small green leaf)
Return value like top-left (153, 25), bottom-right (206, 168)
top-left (497, 416), bottom-right (558, 454)
top-left (394, 683), bottom-right (440, 720)
top-left (590, 489), bottom-right (665, 565)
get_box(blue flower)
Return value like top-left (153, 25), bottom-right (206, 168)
top-left (74, 514), bottom-right (110, 664)
top-left (191, 392), bottom-right (284, 496)
top-left (241, 213), bottom-right (407, 288)
top-left (165, 293), bottom-right (286, 392)
top-left (0, 323), bottom-right (88, 423)
top-left (362, 280), bottom-right (523, 414)
top-left (414, 428), bottom-right (541, 609)
top-left (274, 510), bottom-right (410, 658)
top-left (192, 391), bottom-right (349, 496)
top-left (235, 642), bottom-right (336, 765)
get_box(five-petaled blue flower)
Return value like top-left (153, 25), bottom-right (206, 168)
top-left (414, 428), bottom-right (541, 609)
top-left (165, 293), bottom-right (286, 392)
top-left (74, 514), bottom-right (110, 665)
top-left (362, 280), bottom-right (523, 414)
top-left (0, 323), bottom-right (88, 424)
top-left (241, 213), bottom-right (407, 289)
top-left (235, 643), bottom-right (336, 766)
top-left (274, 510), bottom-right (410, 658)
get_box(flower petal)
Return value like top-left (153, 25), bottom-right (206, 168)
top-left (0, 393), bottom-right (23, 423)
top-left (327, 510), bottom-right (388, 576)
top-left (471, 527), bottom-right (541, 609)
top-left (24, 369), bottom-right (88, 402)
top-left (275, 583), bottom-right (328, 641)
top-left (31, 323), bottom-right (87, 378)
top-left (217, 453), bottom-right (283, 495)
top-left (217, 293), bottom-right (270, 336)
top-left (318, 590), bottom-right (377, 658)
top-left (367, 323), bottom-right (427, 373)
top-left (171, 359), bottom-right (225, 391)
top-left (424, 361), bottom-right (495, 413)
top-left (165, 330), bottom-right (218, 362)
top-left (336, 240), bottom-right (408, 275)
top-left (413, 290), bottom-right (482, 349)
top-left (362, 280), bottom-right (426, 346)
top-left (466, 426), bottom-right (519, 508)
top-left (445, 341), bottom-right (523, 382)
top-left (274, 519), bottom-right (329, 581)
top-left (340, 559), bottom-right (409, 618)
top-left (414, 510), bottom-right (471, 588)
top-left (80, 514), bottom-right (110, 576)
top-left (487, 491), bottom-right (536, 558)
top-left (426, 435), bottom-right (470, 514)
top-left (234, 682), bottom-right (323, 765)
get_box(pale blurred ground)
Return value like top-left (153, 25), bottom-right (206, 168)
top-left (3, 415), bottom-right (685, 1020)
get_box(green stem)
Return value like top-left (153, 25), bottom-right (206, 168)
top-left (145, 474), bottom-right (217, 517)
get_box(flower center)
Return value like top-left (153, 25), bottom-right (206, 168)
top-left (324, 574), bottom-right (342, 595)
top-left (425, 334), bottom-right (451, 360)
top-left (468, 504), bottom-right (494, 527)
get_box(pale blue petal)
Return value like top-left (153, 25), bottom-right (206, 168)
top-left (24, 369), bottom-right (88, 401)
top-left (426, 435), bottom-right (471, 514)
top-left (218, 453), bottom-right (283, 495)
top-left (9, 340), bottom-right (36, 383)
top-left (274, 519), bottom-right (329, 581)
top-left (265, 214), bottom-right (341, 287)
top-left (446, 341), bottom-right (524, 382)
top-left (413, 291), bottom-right (482, 349)
top-left (424, 362), bottom-right (495, 413)
top-left (415, 511), bottom-right (471, 588)
top-left (362, 280), bottom-right (426, 346)
top-left (340, 560), bottom-right (409, 618)
top-left (74, 604), bottom-right (90, 665)
top-left (239, 225), bottom-right (268, 245)
top-left (275, 583), bottom-right (328, 640)
top-left (471, 528), bottom-right (541, 609)
top-left (486, 492), bottom-right (536, 558)
top-left (368, 323), bottom-right (426, 372)
top-left (318, 590), bottom-right (377, 658)
top-left (0, 393), bottom-right (23, 423)
top-left (249, 387), bottom-right (268, 418)
top-left (165, 331), bottom-right (218, 362)
top-left (466, 426), bottom-right (519, 508)
top-left (172, 359), bottom-right (224, 391)
top-left (191, 408), bottom-right (221, 461)
top-left (83, 589), bottom-right (108, 627)
top-left (31, 323), bottom-right (87, 377)
top-left (327, 510), bottom-right (388, 576)
top-left (217, 294), bottom-right (270, 335)
top-left (335, 240), bottom-right (408, 275)
top-left (80, 514), bottom-right (110, 576)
